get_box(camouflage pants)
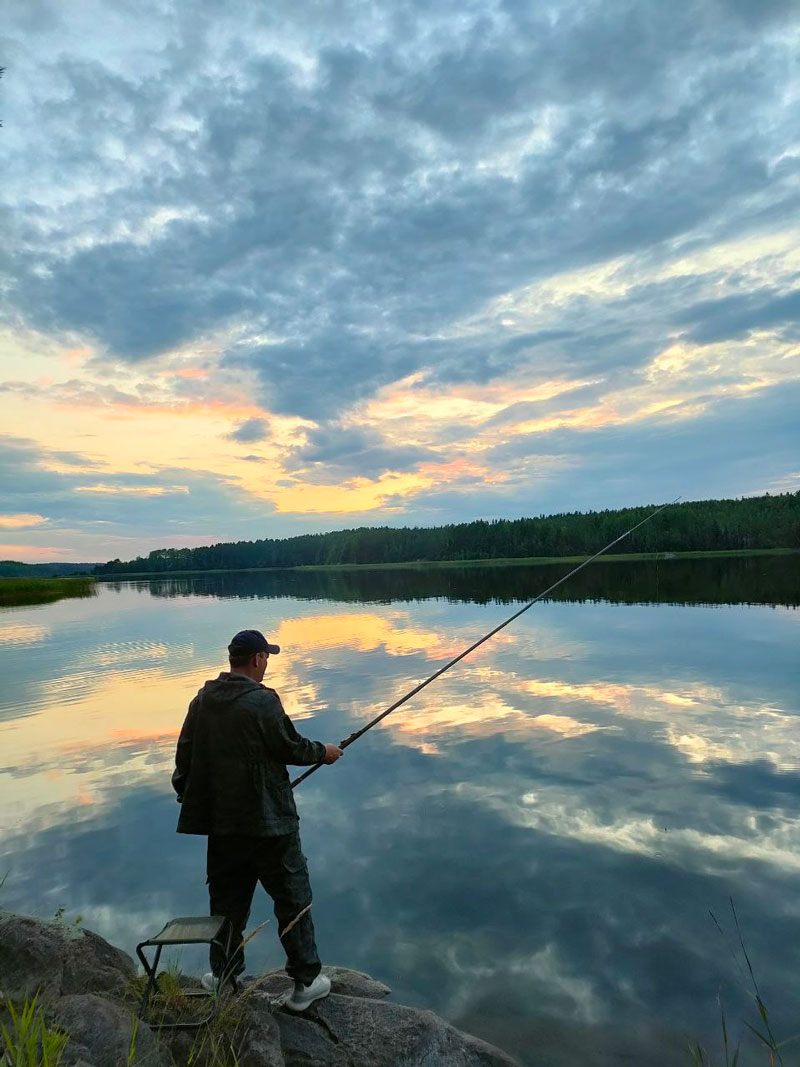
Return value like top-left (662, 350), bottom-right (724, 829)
top-left (206, 831), bottom-right (321, 986)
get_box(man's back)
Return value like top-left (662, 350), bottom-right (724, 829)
top-left (173, 672), bottom-right (325, 837)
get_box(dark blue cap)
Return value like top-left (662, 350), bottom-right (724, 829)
top-left (228, 629), bottom-right (281, 657)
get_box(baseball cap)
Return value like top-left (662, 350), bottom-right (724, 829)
top-left (227, 629), bottom-right (281, 656)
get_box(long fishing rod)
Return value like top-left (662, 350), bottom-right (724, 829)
top-left (291, 498), bottom-right (678, 788)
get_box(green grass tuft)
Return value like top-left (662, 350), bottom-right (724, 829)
top-left (1, 994), bottom-right (69, 1067)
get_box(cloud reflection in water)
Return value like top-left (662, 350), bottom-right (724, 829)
top-left (0, 563), bottom-right (798, 1066)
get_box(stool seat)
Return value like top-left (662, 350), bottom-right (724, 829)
top-left (141, 915), bottom-right (227, 946)
top-left (136, 914), bottom-right (234, 1030)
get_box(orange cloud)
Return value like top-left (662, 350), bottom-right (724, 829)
top-left (0, 513), bottom-right (48, 529)
top-left (362, 373), bottom-right (594, 428)
top-left (0, 544), bottom-right (69, 560)
top-left (74, 484), bottom-right (190, 496)
top-left (275, 612), bottom-right (465, 661)
top-left (266, 471), bottom-right (430, 514)
top-left (158, 366), bottom-right (210, 380)
top-left (62, 347), bottom-right (92, 365)
top-left (417, 456), bottom-right (503, 483)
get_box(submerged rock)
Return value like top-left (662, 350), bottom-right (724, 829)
top-left (0, 912), bottom-right (520, 1067)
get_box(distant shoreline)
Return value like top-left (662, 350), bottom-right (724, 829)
top-left (91, 546), bottom-right (796, 580)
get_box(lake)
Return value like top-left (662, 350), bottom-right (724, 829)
top-left (1, 556), bottom-right (799, 1065)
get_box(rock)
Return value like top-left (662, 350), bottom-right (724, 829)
top-left (236, 972), bottom-right (519, 1066)
top-left (0, 915), bottom-right (519, 1067)
top-left (254, 966), bottom-right (390, 1001)
top-left (162, 1030), bottom-right (196, 1067)
top-left (0, 912), bottom-right (136, 1000)
top-left (275, 992), bottom-right (520, 1067)
top-left (53, 993), bottom-right (172, 1067)
top-left (273, 1008), bottom-right (350, 1066)
top-left (237, 994), bottom-right (285, 1067)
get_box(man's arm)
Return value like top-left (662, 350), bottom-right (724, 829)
top-left (262, 692), bottom-right (330, 766)
top-left (172, 696), bottom-right (199, 801)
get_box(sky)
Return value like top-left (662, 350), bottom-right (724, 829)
top-left (1, 0), bottom-right (799, 563)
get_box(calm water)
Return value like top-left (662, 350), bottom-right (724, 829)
top-left (1, 558), bottom-right (799, 1066)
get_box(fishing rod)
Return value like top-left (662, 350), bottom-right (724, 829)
top-left (291, 498), bottom-right (679, 789)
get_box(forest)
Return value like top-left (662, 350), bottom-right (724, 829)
top-left (93, 491), bottom-right (799, 575)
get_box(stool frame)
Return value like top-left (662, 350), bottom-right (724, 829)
top-left (135, 915), bottom-right (237, 1030)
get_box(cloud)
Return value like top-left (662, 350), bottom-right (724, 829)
top-left (226, 417), bottom-right (270, 443)
top-left (0, 513), bottom-right (48, 529)
top-left (74, 484), bottom-right (190, 496)
top-left (291, 423), bottom-right (437, 481)
top-left (0, 434), bottom-right (284, 559)
top-left (3, 0), bottom-right (798, 419)
top-left (0, 0), bottom-right (798, 554)
top-left (675, 287), bottom-right (800, 345)
top-left (0, 543), bottom-right (70, 561)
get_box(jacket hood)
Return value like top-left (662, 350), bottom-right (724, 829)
top-left (198, 672), bottom-right (265, 705)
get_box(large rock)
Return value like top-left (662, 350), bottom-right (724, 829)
top-left (274, 992), bottom-right (519, 1067)
top-left (254, 966), bottom-right (391, 1001)
top-left (272, 1006), bottom-right (349, 1066)
top-left (0, 912), bottom-right (136, 1000)
top-left (54, 994), bottom-right (172, 1067)
top-left (236, 992), bottom-right (285, 1067)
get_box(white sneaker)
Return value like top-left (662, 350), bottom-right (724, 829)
top-left (284, 973), bottom-right (331, 1012)
top-left (201, 972), bottom-right (218, 992)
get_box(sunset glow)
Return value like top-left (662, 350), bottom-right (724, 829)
top-left (1, 2), bottom-right (798, 562)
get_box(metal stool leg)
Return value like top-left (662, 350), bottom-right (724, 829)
top-left (136, 942), bottom-right (163, 1018)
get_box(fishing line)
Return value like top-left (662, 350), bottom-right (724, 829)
top-left (291, 498), bottom-right (679, 789)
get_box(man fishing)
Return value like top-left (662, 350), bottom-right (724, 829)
top-left (172, 628), bottom-right (342, 1012)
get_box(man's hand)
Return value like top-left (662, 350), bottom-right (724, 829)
top-left (322, 743), bottom-right (343, 764)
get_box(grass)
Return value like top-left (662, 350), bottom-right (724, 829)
top-left (125, 970), bottom-right (252, 1066)
top-left (126, 1018), bottom-right (139, 1067)
top-left (128, 921), bottom-right (272, 1065)
top-left (93, 547), bottom-right (796, 579)
top-left (184, 993), bottom-right (243, 1067)
top-left (0, 994), bottom-right (69, 1067)
top-left (1, 966), bottom-right (265, 1067)
top-left (688, 899), bottom-right (800, 1065)
top-left (0, 577), bottom-right (96, 607)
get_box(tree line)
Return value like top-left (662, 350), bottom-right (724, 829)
top-left (93, 491), bottom-right (800, 575)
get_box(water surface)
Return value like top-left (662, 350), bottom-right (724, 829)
top-left (1, 557), bottom-right (799, 1065)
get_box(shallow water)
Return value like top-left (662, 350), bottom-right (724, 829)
top-left (1, 557), bottom-right (799, 1065)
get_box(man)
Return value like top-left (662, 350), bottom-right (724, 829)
top-left (172, 628), bottom-right (342, 1012)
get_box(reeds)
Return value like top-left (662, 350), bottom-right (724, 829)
top-left (0, 577), bottom-right (96, 607)
top-left (689, 898), bottom-right (800, 1065)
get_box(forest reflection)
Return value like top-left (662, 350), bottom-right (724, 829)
top-left (102, 553), bottom-right (800, 607)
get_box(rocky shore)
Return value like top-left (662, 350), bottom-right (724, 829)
top-left (0, 911), bottom-right (520, 1066)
